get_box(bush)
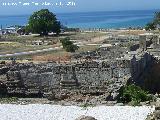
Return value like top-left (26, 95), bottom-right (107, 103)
top-left (145, 22), bottom-right (156, 31)
top-left (118, 84), bottom-right (152, 105)
top-left (0, 61), bottom-right (5, 64)
top-left (0, 97), bottom-right (18, 103)
top-left (60, 37), bottom-right (79, 52)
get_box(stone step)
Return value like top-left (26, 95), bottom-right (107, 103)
top-left (26, 89), bottom-right (40, 93)
top-left (60, 80), bottom-right (78, 88)
top-left (60, 86), bottom-right (79, 89)
top-left (7, 87), bottom-right (25, 94)
top-left (6, 80), bottom-right (20, 84)
top-left (61, 84), bottom-right (78, 88)
top-left (60, 80), bottom-right (77, 84)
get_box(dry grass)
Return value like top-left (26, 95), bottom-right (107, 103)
top-left (69, 32), bottom-right (106, 41)
top-left (0, 31), bottom-right (104, 54)
top-left (32, 49), bottom-right (71, 62)
top-left (0, 42), bottom-right (54, 54)
top-left (78, 45), bottom-right (99, 52)
top-left (31, 45), bottom-right (99, 62)
top-left (118, 30), bottom-right (147, 35)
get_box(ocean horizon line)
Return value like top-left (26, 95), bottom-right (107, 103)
top-left (0, 9), bottom-right (157, 29)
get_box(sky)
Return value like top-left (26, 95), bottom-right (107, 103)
top-left (0, 0), bottom-right (160, 15)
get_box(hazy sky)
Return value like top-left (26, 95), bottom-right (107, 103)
top-left (0, 0), bottom-right (160, 15)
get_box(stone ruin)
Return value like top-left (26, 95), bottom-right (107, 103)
top-left (0, 51), bottom-right (155, 98)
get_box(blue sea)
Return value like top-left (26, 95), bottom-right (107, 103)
top-left (0, 10), bottom-right (158, 29)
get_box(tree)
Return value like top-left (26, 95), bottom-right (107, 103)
top-left (26, 9), bottom-right (61, 36)
top-left (145, 11), bottom-right (160, 31)
top-left (60, 37), bottom-right (79, 52)
top-left (145, 22), bottom-right (156, 31)
top-left (52, 21), bottom-right (61, 35)
top-left (153, 12), bottom-right (160, 25)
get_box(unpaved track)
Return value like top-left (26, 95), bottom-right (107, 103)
top-left (0, 46), bottom-right (62, 57)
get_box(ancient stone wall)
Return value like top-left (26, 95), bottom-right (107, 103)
top-left (0, 52), bottom-right (155, 96)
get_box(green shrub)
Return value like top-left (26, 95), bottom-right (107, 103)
top-left (145, 22), bottom-right (156, 31)
top-left (0, 97), bottom-right (18, 103)
top-left (60, 37), bottom-right (79, 52)
top-left (118, 84), bottom-right (152, 105)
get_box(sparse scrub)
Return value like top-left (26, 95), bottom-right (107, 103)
top-left (118, 84), bottom-right (152, 105)
top-left (0, 97), bottom-right (18, 103)
top-left (60, 37), bottom-right (79, 52)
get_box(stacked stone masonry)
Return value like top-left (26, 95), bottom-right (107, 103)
top-left (0, 52), bottom-right (154, 97)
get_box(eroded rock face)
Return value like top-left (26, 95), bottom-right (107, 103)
top-left (75, 116), bottom-right (97, 120)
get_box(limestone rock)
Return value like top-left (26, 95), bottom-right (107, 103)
top-left (154, 110), bottom-right (160, 119)
top-left (75, 116), bottom-right (97, 120)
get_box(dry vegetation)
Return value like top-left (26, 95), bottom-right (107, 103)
top-left (32, 45), bottom-right (99, 62)
top-left (0, 32), bottom-right (103, 61)
top-left (116, 30), bottom-right (147, 35)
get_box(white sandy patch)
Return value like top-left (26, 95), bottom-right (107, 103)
top-left (0, 104), bottom-right (155, 120)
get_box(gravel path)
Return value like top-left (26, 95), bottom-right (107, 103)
top-left (0, 104), bottom-right (155, 120)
